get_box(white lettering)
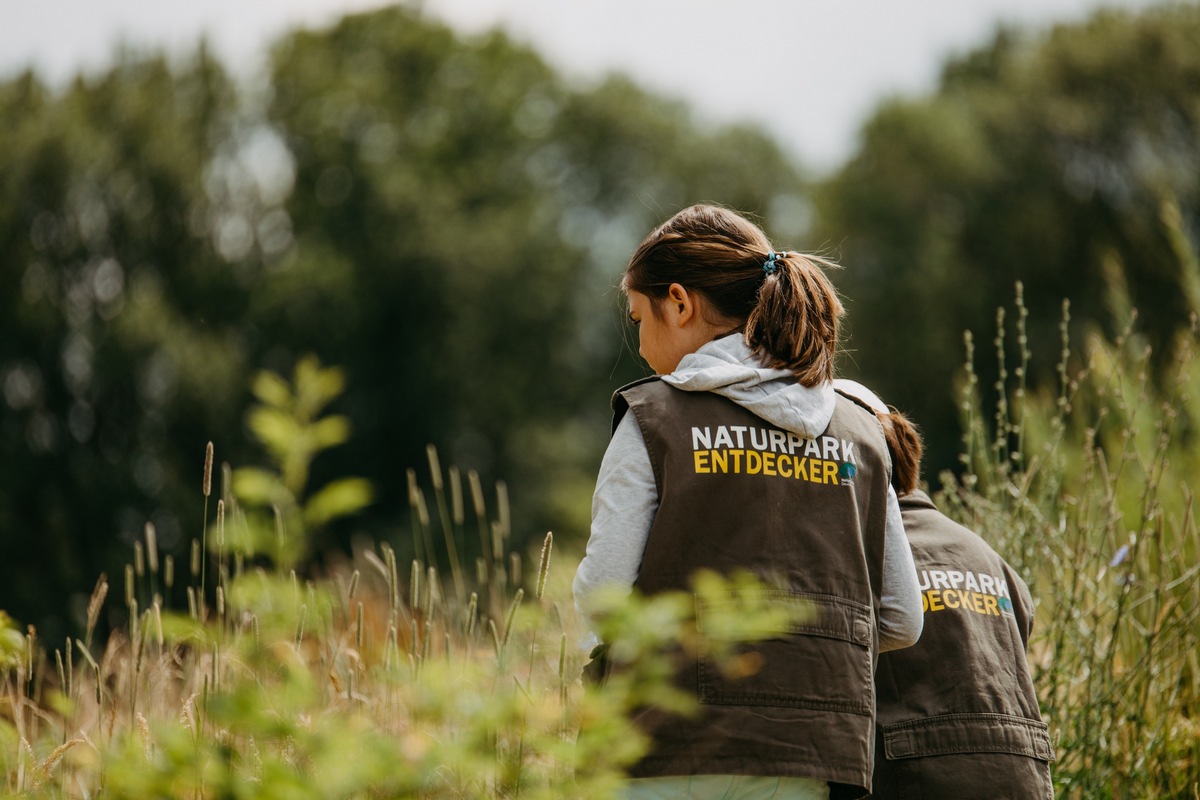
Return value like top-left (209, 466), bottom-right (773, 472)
top-left (714, 426), bottom-right (734, 449)
top-left (822, 436), bottom-right (840, 461)
top-left (731, 425), bottom-right (748, 447)
top-left (692, 426), bottom-right (712, 450)
top-left (964, 571), bottom-right (981, 592)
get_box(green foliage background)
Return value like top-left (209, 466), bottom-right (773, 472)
top-left (816, 4), bottom-right (1200, 470)
top-left (2, 0), bottom-right (1199, 687)
top-left (0, 6), bottom-right (805, 641)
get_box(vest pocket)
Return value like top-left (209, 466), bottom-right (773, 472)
top-left (882, 713), bottom-right (1055, 761)
top-left (694, 590), bottom-right (874, 715)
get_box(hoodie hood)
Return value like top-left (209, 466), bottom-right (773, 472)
top-left (832, 378), bottom-right (888, 415)
top-left (662, 333), bottom-right (835, 438)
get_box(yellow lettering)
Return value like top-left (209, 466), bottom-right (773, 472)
top-left (970, 593), bottom-right (985, 614)
top-left (795, 457), bottom-right (809, 481)
top-left (730, 450), bottom-right (744, 473)
top-left (927, 590), bottom-right (944, 612)
top-left (778, 455), bottom-right (793, 478)
top-left (746, 450), bottom-right (762, 475)
top-left (915, 589), bottom-right (1006, 616)
top-left (763, 452), bottom-right (777, 476)
top-left (711, 449), bottom-right (728, 474)
top-left (694, 450), bottom-right (710, 474)
top-left (822, 460), bottom-right (839, 485)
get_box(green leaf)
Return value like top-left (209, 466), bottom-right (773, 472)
top-left (0, 621), bottom-right (24, 669)
top-left (294, 356), bottom-right (345, 420)
top-left (251, 370), bottom-right (293, 409)
top-left (302, 477), bottom-right (374, 527)
top-left (247, 407), bottom-right (302, 458)
top-left (232, 467), bottom-right (287, 505)
top-left (309, 415), bottom-right (351, 451)
top-left (158, 611), bottom-right (208, 645)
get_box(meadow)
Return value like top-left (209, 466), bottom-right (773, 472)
top-left (2, 288), bottom-right (1199, 798)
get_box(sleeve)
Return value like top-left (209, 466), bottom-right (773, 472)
top-left (876, 485), bottom-right (924, 652)
top-left (572, 412), bottom-right (659, 644)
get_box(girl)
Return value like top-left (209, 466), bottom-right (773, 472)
top-left (832, 379), bottom-right (1054, 799)
top-left (574, 205), bottom-right (923, 800)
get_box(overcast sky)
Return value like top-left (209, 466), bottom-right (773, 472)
top-left (0, 0), bottom-right (1167, 171)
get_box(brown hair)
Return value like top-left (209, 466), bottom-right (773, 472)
top-left (878, 410), bottom-right (923, 495)
top-left (622, 204), bottom-right (844, 387)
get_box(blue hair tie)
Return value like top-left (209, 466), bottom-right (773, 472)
top-left (762, 250), bottom-right (784, 275)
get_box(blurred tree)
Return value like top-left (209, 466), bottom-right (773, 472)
top-left (0, 52), bottom-right (250, 643)
top-left (0, 6), bottom-right (805, 638)
top-left (812, 5), bottom-right (1200, 476)
top-left (259, 7), bottom-right (807, 558)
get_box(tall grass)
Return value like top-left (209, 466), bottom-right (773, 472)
top-left (941, 276), bottom-right (1200, 797)
top-left (0, 358), bottom-right (803, 799)
top-left (4, 328), bottom-right (1199, 796)
top-left (5, 208), bottom-right (1200, 795)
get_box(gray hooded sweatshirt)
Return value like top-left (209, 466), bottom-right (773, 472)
top-left (574, 333), bottom-right (923, 652)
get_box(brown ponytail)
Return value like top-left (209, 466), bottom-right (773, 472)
top-left (623, 204), bottom-right (844, 386)
top-left (878, 410), bottom-right (923, 495)
top-left (746, 252), bottom-right (844, 386)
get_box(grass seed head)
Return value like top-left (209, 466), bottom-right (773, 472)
top-left (203, 441), bottom-right (214, 497)
top-left (144, 523), bottom-right (158, 573)
top-left (85, 576), bottom-right (108, 645)
top-left (536, 532), bottom-right (553, 600)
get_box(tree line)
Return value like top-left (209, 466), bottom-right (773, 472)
top-left (1, 3), bottom-right (1197, 639)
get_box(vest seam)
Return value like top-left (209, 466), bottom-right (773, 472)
top-left (882, 711), bottom-right (1050, 731)
top-left (698, 695), bottom-right (873, 714)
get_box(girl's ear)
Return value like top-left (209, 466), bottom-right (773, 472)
top-left (665, 283), bottom-right (696, 327)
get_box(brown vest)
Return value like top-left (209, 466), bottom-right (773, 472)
top-left (615, 378), bottom-right (892, 799)
top-left (870, 491), bottom-right (1054, 799)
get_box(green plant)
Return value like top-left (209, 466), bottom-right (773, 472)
top-left (2, 360), bottom-right (808, 799)
top-left (941, 277), bottom-right (1200, 798)
top-left (230, 355), bottom-right (374, 570)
